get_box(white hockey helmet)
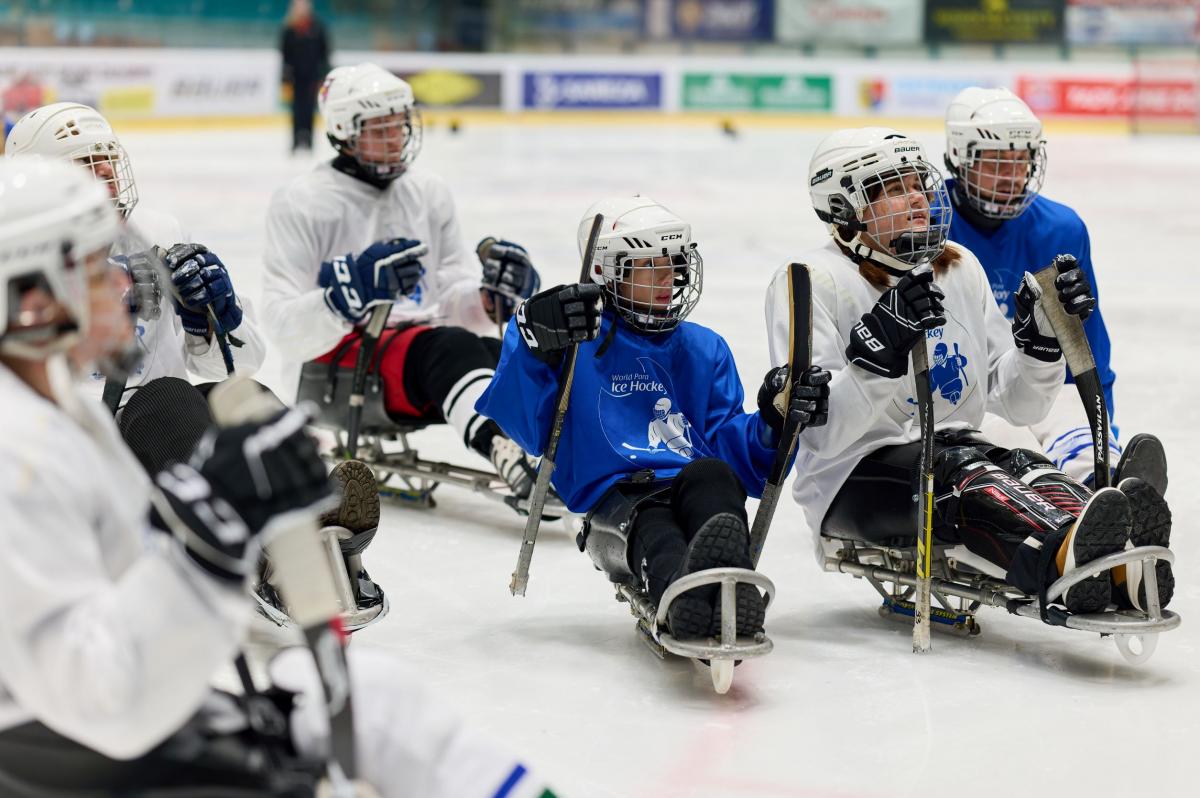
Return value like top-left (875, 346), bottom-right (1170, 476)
top-left (945, 87), bottom-right (1046, 220)
top-left (0, 156), bottom-right (120, 359)
top-left (578, 196), bottom-right (702, 333)
top-left (5, 102), bottom-right (138, 219)
top-left (320, 63), bottom-right (422, 179)
top-left (809, 127), bottom-right (952, 273)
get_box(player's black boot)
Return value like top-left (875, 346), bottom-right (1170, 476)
top-left (1113, 433), bottom-right (1168, 497)
top-left (1058, 487), bottom-right (1131, 614)
top-left (1114, 477), bottom-right (1173, 611)
top-left (666, 513), bottom-right (765, 639)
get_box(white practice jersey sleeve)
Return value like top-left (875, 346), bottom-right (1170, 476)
top-left (78, 207), bottom-right (267, 407)
top-left (261, 163), bottom-right (492, 369)
top-left (765, 241), bottom-right (1064, 555)
top-left (274, 647), bottom-right (558, 798)
top-left (0, 365), bottom-right (252, 759)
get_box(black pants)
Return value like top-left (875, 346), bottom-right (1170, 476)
top-left (824, 430), bottom-right (1086, 593)
top-left (400, 326), bottom-right (503, 454)
top-left (117, 377), bottom-right (278, 476)
top-left (627, 458), bottom-right (749, 605)
top-left (291, 79), bottom-right (318, 151)
top-left (0, 693), bottom-right (317, 796)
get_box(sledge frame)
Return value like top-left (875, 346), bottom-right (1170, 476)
top-left (823, 538), bottom-right (1180, 663)
top-left (613, 567), bottom-right (776, 693)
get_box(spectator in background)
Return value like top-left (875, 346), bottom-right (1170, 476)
top-left (280, 0), bottom-right (329, 153)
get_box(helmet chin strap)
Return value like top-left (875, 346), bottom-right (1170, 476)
top-left (833, 225), bottom-right (919, 275)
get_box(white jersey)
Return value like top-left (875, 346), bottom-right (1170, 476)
top-left (765, 241), bottom-right (1064, 559)
top-left (261, 162), bottom-right (492, 391)
top-left (0, 363), bottom-right (553, 797)
top-left (79, 206), bottom-right (267, 407)
top-left (0, 360), bottom-right (251, 758)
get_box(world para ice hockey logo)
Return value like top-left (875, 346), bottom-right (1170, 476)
top-left (598, 356), bottom-right (709, 463)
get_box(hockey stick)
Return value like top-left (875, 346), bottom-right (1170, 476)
top-left (911, 331), bottom-right (936, 654)
top-left (209, 377), bottom-right (373, 798)
top-left (509, 213), bottom-right (604, 596)
top-left (101, 377), bottom-right (126, 416)
top-left (207, 306), bottom-right (237, 375)
top-left (749, 262), bottom-right (812, 568)
top-left (1031, 263), bottom-right (1110, 488)
top-left (345, 303), bottom-right (392, 460)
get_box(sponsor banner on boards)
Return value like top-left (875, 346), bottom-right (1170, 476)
top-left (662, 0), bottom-right (775, 41)
top-left (522, 72), bottom-right (662, 109)
top-left (925, 0), bottom-right (1065, 44)
top-left (682, 73), bottom-right (833, 111)
top-left (1017, 75), bottom-right (1198, 120)
top-left (1066, 0), bottom-right (1199, 46)
top-left (776, 0), bottom-right (923, 46)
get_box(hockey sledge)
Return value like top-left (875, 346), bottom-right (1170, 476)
top-left (614, 567), bottom-right (776, 694)
top-left (253, 521), bottom-right (390, 635)
top-left (297, 359), bottom-right (573, 521)
top-left (822, 533), bottom-right (1179, 665)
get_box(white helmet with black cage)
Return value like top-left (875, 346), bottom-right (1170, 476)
top-left (808, 127), bottom-right (952, 273)
top-left (0, 156), bottom-right (120, 360)
top-left (578, 196), bottom-right (702, 333)
top-left (4, 102), bottom-right (139, 219)
top-left (320, 63), bottom-right (423, 179)
top-left (945, 87), bottom-right (1047, 220)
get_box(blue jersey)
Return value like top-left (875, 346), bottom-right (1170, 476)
top-left (476, 312), bottom-right (775, 513)
top-left (947, 182), bottom-right (1116, 416)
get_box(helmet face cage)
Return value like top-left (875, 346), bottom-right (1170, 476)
top-left (345, 107), bottom-right (423, 179)
top-left (602, 246), bottom-right (703, 333)
top-left (956, 141), bottom-right (1046, 220)
top-left (855, 160), bottom-right (952, 268)
top-left (73, 140), bottom-right (138, 219)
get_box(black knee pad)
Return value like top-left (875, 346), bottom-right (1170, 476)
top-left (933, 445), bottom-right (990, 488)
top-left (994, 447), bottom-right (1055, 481)
top-left (670, 458), bottom-right (748, 535)
top-left (118, 377), bottom-right (213, 476)
top-left (404, 326), bottom-right (499, 415)
top-left (673, 458), bottom-right (739, 491)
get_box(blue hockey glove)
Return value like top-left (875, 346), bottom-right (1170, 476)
top-left (319, 237), bottom-right (428, 324)
top-left (164, 243), bottom-right (243, 337)
top-left (478, 237), bottom-right (541, 324)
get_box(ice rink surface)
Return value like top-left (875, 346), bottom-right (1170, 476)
top-left (125, 119), bottom-right (1199, 797)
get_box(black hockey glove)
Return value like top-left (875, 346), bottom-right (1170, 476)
top-left (192, 406), bottom-right (331, 533)
top-left (757, 365), bottom-right (832, 436)
top-left (111, 248), bottom-right (163, 322)
top-left (318, 238), bottom-right (428, 324)
top-left (150, 406), bottom-right (331, 583)
top-left (151, 463), bottom-right (257, 584)
top-left (1050, 254), bottom-right (1095, 321)
top-left (846, 269), bottom-right (946, 378)
top-left (1012, 275), bottom-right (1065, 364)
top-left (516, 283), bottom-right (604, 367)
top-left (164, 243), bottom-right (244, 336)
top-left (478, 237), bottom-right (542, 324)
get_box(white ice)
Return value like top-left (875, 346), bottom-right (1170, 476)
top-left (124, 119), bottom-right (1200, 798)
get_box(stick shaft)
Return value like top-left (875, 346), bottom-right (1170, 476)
top-left (750, 263), bottom-right (812, 568)
top-left (207, 306), bottom-right (236, 375)
top-left (911, 334), bottom-right (935, 653)
top-left (1031, 265), bottom-right (1110, 488)
top-left (346, 304), bottom-right (391, 460)
top-left (509, 213), bottom-right (604, 596)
